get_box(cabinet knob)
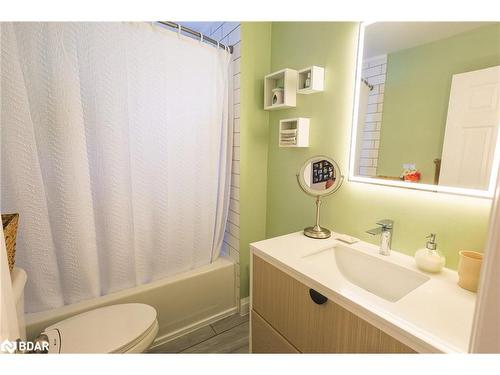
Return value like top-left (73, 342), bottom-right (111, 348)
top-left (309, 289), bottom-right (328, 305)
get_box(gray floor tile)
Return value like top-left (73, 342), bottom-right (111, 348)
top-left (182, 321), bottom-right (249, 354)
top-left (230, 343), bottom-right (249, 353)
top-left (211, 313), bottom-right (249, 334)
top-left (149, 325), bottom-right (216, 353)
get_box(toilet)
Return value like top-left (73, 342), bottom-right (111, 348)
top-left (11, 267), bottom-right (159, 353)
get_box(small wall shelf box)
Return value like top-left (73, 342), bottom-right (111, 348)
top-left (279, 118), bottom-right (310, 148)
top-left (297, 66), bottom-right (324, 94)
top-left (264, 68), bottom-right (298, 111)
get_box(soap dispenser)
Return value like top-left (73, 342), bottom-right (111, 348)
top-left (414, 233), bottom-right (445, 273)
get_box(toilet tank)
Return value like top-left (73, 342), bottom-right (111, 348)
top-left (11, 267), bottom-right (27, 341)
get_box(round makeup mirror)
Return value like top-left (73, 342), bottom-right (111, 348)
top-left (297, 156), bottom-right (343, 239)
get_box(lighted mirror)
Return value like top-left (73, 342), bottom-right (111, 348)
top-left (350, 22), bottom-right (500, 198)
top-left (298, 156), bottom-right (342, 196)
top-left (297, 156), bottom-right (343, 239)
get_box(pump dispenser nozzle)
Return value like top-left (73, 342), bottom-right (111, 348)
top-left (415, 233), bottom-right (445, 273)
top-left (426, 233), bottom-right (437, 251)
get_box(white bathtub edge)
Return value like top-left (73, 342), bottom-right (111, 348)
top-left (25, 258), bottom-right (236, 342)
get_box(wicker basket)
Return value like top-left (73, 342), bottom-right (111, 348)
top-left (2, 213), bottom-right (19, 273)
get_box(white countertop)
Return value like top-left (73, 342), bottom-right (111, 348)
top-left (250, 231), bottom-right (477, 353)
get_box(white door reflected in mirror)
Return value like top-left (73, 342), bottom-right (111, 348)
top-left (439, 66), bottom-right (500, 190)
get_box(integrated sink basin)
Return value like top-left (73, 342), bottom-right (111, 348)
top-left (302, 245), bottom-right (430, 302)
top-left (251, 231), bottom-right (477, 352)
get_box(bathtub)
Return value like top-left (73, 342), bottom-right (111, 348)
top-left (25, 257), bottom-right (237, 348)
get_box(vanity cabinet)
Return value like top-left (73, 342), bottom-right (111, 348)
top-left (251, 311), bottom-right (299, 353)
top-left (251, 255), bottom-right (415, 353)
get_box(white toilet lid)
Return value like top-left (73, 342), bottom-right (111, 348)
top-left (44, 303), bottom-right (157, 353)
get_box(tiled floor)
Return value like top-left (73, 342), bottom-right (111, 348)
top-left (149, 313), bottom-right (249, 354)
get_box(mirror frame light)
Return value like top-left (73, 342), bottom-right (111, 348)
top-left (348, 22), bottom-right (500, 199)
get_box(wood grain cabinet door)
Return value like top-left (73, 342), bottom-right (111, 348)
top-left (251, 310), bottom-right (299, 353)
top-left (252, 255), bottom-right (415, 353)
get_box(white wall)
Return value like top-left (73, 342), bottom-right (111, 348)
top-left (359, 54), bottom-right (387, 177)
top-left (470, 166), bottom-right (500, 353)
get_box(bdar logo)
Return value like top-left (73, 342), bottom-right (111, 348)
top-left (1, 339), bottom-right (49, 353)
top-left (0, 340), bottom-right (17, 354)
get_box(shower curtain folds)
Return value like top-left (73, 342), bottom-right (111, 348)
top-left (0, 22), bottom-right (233, 313)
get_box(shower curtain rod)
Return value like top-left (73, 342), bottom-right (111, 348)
top-left (157, 21), bottom-right (233, 54)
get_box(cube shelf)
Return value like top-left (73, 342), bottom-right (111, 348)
top-left (279, 118), bottom-right (310, 148)
top-left (297, 66), bottom-right (325, 94)
top-left (264, 68), bottom-right (298, 111)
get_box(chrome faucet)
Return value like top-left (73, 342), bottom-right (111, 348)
top-left (366, 219), bottom-right (394, 256)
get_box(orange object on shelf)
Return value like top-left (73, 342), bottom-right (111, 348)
top-left (403, 170), bottom-right (421, 182)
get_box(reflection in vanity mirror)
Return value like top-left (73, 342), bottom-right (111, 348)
top-left (350, 22), bottom-right (500, 197)
top-left (297, 156), bottom-right (343, 239)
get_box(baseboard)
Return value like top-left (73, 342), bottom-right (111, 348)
top-left (239, 297), bottom-right (249, 316)
top-left (150, 306), bottom-right (238, 349)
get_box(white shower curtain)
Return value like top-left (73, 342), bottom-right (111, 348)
top-left (0, 22), bottom-right (233, 313)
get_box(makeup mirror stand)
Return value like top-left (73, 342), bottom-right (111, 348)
top-left (304, 195), bottom-right (330, 239)
top-left (296, 155), bottom-right (344, 239)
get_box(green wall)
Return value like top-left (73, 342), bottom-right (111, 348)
top-left (239, 22), bottom-right (493, 299)
top-left (239, 23), bottom-right (271, 298)
top-left (378, 24), bottom-right (500, 183)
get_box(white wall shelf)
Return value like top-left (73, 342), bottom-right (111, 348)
top-left (297, 66), bottom-right (325, 94)
top-left (279, 118), bottom-right (310, 148)
top-left (264, 68), bottom-right (298, 111)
